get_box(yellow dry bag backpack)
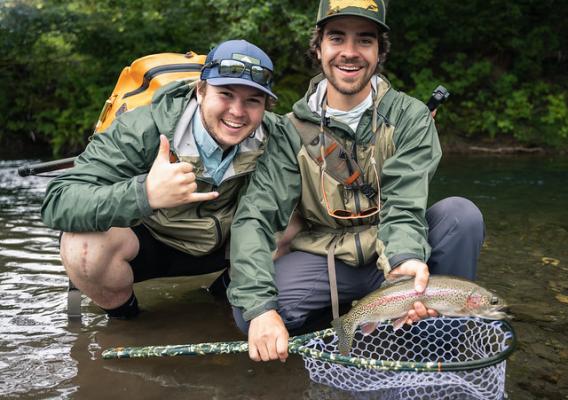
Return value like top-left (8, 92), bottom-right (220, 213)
top-left (18, 51), bottom-right (204, 178)
top-left (94, 51), bottom-right (206, 133)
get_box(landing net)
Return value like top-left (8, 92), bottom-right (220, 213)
top-left (102, 317), bottom-right (515, 398)
top-left (299, 317), bottom-right (514, 398)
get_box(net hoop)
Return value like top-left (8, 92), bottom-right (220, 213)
top-left (290, 318), bottom-right (516, 372)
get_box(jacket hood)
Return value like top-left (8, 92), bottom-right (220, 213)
top-left (292, 74), bottom-right (326, 125)
top-left (150, 80), bottom-right (197, 139)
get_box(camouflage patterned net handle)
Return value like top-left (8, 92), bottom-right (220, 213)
top-left (102, 320), bottom-right (516, 373)
top-left (101, 329), bottom-right (334, 360)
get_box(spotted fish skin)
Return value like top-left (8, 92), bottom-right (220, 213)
top-left (331, 275), bottom-right (507, 355)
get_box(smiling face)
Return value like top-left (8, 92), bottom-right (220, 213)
top-left (196, 83), bottom-right (266, 150)
top-left (317, 16), bottom-right (380, 109)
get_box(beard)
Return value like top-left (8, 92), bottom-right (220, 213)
top-left (323, 62), bottom-right (375, 96)
top-left (327, 74), bottom-right (370, 96)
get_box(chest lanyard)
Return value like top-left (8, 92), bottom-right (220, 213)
top-left (320, 91), bottom-right (382, 320)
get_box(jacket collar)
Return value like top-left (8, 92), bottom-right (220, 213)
top-left (293, 74), bottom-right (384, 123)
top-left (150, 80), bottom-right (197, 140)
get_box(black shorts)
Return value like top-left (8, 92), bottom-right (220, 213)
top-left (130, 224), bottom-right (229, 283)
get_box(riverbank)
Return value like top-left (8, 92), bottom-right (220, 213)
top-left (2, 133), bottom-right (567, 162)
top-left (439, 135), bottom-right (567, 156)
top-left (0, 135), bottom-right (54, 160)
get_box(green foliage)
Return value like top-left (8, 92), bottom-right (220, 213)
top-left (0, 0), bottom-right (567, 155)
top-left (387, 0), bottom-right (568, 148)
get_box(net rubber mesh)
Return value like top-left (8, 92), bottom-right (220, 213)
top-left (301, 317), bottom-right (511, 399)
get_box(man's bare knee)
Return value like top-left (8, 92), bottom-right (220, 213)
top-left (60, 228), bottom-right (139, 282)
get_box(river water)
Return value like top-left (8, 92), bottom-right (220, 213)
top-left (0, 156), bottom-right (566, 399)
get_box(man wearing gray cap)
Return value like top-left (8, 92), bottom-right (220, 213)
top-left (42, 40), bottom-right (278, 319)
top-left (228, 1), bottom-right (485, 362)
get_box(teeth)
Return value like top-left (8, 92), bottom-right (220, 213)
top-left (338, 66), bottom-right (361, 71)
top-left (223, 120), bottom-right (245, 128)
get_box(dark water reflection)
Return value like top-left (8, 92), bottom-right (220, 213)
top-left (0, 156), bottom-right (567, 399)
top-left (430, 156), bottom-right (568, 400)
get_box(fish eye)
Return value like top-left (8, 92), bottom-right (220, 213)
top-left (490, 297), bottom-right (500, 305)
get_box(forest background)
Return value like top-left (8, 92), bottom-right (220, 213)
top-left (1, 0), bottom-right (567, 157)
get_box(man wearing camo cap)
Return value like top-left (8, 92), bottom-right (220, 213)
top-left (228, 0), bottom-right (485, 362)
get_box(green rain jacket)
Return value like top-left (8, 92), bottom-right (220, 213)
top-left (41, 81), bottom-right (271, 256)
top-left (228, 74), bottom-right (442, 321)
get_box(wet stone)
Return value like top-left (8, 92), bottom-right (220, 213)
top-left (9, 316), bottom-right (39, 326)
top-left (517, 380), bottom-right (565, 400)
top-left (548, 280), bottom-right (568, 292)
top-left (540, 371), bottom-right (560, 385)
top-left (511, 307), bottom-right (557, 323)
top-left (529, 343), bottom-right (561, 363)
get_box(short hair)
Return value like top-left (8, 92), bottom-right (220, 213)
top-left (196, 81), bottom-right (276, 111)
top-left (307, 25), bottom-right (391, 74)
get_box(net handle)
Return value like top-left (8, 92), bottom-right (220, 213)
top-left (100, 333), bottom-right (322, 359)
top-left (102, 319), bottom-right (517, 373)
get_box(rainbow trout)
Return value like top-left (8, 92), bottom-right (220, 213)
top-left (331, 275), bottom-right (507, 356)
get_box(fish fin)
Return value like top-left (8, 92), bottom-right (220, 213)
top-left (392, 316), bottom-right (407, 331)
top-left (331, 315), bottom-right (355, 356)
top-left (381, 275), bottom-right (414, 289)
top-left (360, 322), bottom-right (378, 336)
top-left (470, 310), bottom-right (510, 320)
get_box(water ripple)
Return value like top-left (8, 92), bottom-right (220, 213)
top-left (1, 158), bottom-right (567, 400)
top-left (0, 344), bottom-right (77, 397)
top-left (0, 163), bottom-right (74, 398)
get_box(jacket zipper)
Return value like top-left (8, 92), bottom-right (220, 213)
top-left (349, 142), bottom-right (365, 266)
top-left (195, 188), bottom-right (223, 247)
top-left (350, 142), bottom-right (363, 226)
top-left (191, 165), bottom-right (256, 247)
top-left (211, 215), bottom-right (222, 246)
top-left (124, 63), bottom-right (203, 99)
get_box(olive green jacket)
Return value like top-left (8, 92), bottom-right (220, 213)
top-left (41, 81), bottom-right (271, 256)
top-left (228, 75), bottom-right (442, 321)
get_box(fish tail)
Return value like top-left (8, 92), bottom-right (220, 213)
top-left (331, 315), bottom-right (355, 356)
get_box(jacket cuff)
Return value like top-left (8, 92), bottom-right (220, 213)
top-left (134, 174), bottom-right (154, 217)
top-left (388, 254), bottom-right (424, 270)
top-left (242, 299), bottom-right (278, 321)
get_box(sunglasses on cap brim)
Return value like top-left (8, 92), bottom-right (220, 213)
top-left (202, 59), bottom-right (273, 86)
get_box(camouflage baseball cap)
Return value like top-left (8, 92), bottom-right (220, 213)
top-left (316, 0), bottom-right (389, 32)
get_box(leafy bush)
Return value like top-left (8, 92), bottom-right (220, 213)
top-left (1, 0), bottom-right (566, 155)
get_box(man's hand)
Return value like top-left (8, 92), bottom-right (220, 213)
top-left (248, 310), bottom-right (289, 362)
top-left (146, 135), bottom-right (219, 209)
top-left (387, 259), bottom-right (438, 325)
